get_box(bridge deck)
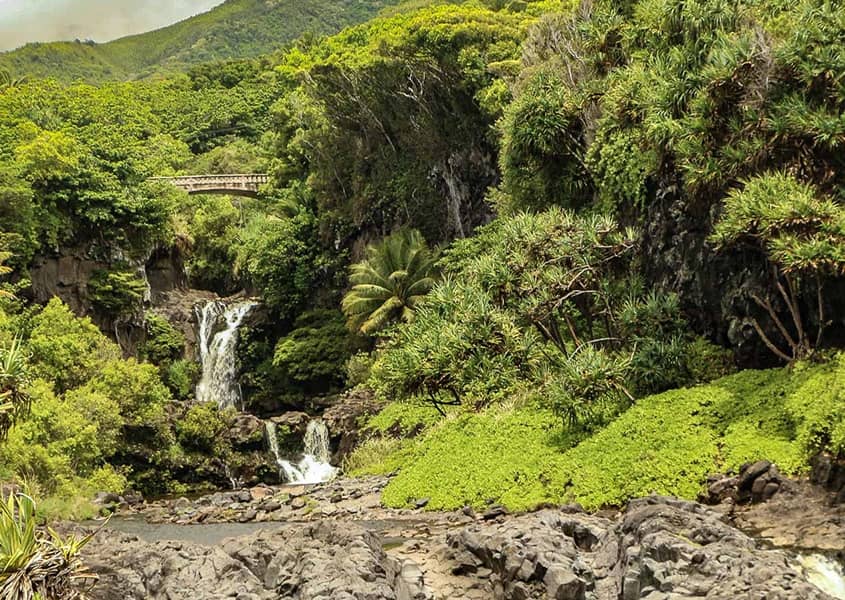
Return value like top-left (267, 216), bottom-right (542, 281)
top-left (151, 174), bottom-right (270, 197)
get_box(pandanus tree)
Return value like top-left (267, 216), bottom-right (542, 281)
top-left (342, 229), bottom-right (437, 336)
top-left (711, 174), bottom-right (845, 362)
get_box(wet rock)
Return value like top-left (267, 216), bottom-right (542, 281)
top-left (481, 504), bottom-right (508, 520)
top-left (323, 388), bottom-right (386, 463)
top-left (270, 411), bottom-right (311, 433)
top-left (414, 498), bottom-right (430, 509)
top-left (228, 414), bottom-right (266, 451)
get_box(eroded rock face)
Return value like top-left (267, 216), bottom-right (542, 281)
top-left (83, 521), bottom-right (431, 600)
top-left (323, 389), bottom-right (386, 463)
top-left (83, 494), bottom-right (839, 600)
top-left (444, 497), bottom-right (837, 600)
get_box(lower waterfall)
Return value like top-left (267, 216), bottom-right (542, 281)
top-left (265, 419), bottom-right (337, 485)
top-left (800, 554), bottom-right (845, 599)
top-left (195, 299), bottom-right (257, 410)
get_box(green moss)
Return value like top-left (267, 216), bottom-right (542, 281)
top-left (366, 401), bottom-right (443, 436)
top-left (382, 408), bottom-right (570, 510)
top-left (381, 357), bottom-right (845, 512)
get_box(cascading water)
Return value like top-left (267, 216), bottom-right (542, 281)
top-left (800, 554), bottom-right (845, 599)
top-left (195, 299), bottom-right (257, 410)
top-left (265, 419), bottom-right (337, 485)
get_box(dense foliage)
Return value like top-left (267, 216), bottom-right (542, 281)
top-left (356, 355), bottom-right (845, 511)
top-left (1, 0), bottom-right (844, 527)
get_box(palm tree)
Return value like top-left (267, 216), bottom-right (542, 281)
top-left (342, 229), bottom-right (437, 336)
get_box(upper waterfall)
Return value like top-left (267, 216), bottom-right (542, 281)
top-left (195, 299), bottom-right (257, 410)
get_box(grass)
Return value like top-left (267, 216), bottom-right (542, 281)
top-left (369, 355), bottom-right (845, 511)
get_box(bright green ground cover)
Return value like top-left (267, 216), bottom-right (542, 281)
top-left (359, 356), bottom-right (845, 511)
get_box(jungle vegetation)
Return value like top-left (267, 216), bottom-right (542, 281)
top-left (0, 0), bottom-right (843, 518)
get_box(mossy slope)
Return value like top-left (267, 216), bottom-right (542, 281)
top-left (373, 357), bottom-right (845, 511)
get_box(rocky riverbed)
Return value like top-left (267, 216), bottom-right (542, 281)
top-left (76, 474), bottom-right (845, 599)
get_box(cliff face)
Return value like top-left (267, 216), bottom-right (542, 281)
top-left (640, 178), bottom-right (845, 366)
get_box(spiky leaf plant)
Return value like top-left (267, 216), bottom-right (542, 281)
top-left (0, 494), bottom-right (97, 599)
top-left (0, 337), bottom-right (31, 441)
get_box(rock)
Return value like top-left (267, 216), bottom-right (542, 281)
top-left (481, 504), bottom-right (508, 520)
top-left (82, 521), bottom-right (432, 600)
top-left (445, 497), bottom-right (836, 600)
top-left (290, 496), bottom-right (307, 510)
top-left (249, 486), bottom-right (273, 502)
top-left (238, 509), bottom-right (257, 523)
top-left (287, 485), bottom-right (306, 498)
top-left (739, 460), bottom-right (772, 491)
top-left (259, 501), bottom-right (282, 513)
top-left (414, 498), bottom-right (430, 509)
top-left (322, 388), bottom-right (386, 463)
top-left (93, 492), bottom-right (123, 506)
top-left (544, 566), bottom-right (585, 600)
top-left (270, 411), bottom-right (311, 432)
top-left (228, 414), bottom-right (266, 451)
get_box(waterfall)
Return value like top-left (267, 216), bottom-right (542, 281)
top-left (265, 419), bottom-right (337, 485)
top-left (195, 299), bottom-right (257, 410)
top-left (800, 554), bottom-right (845, 599)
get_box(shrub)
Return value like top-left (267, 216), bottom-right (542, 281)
top-left (139, 314), bottom-right (184, 366)
top-left (27, 299), bottom-right (119, 392)
top-left (345, 352), bottom-right (374, 388)
top-left (87, 269), bottom-right (147, 318)
top-left (380, 356), bottom-right (845, 511)
top-left (0, 494), bottom-right (96, 599)
top-left (272, 309), bottom-right (354, 393)
top-left (176, 403), bottom-right (231, 454)
top-left (165, 359), bottom-right (200, 401)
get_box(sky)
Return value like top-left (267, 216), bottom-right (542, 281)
top-left (0, 0), bottom-right (224, 51)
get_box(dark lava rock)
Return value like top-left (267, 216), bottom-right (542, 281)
top-left (445, 496), bottom-right (836, 600)
top-left (82, 522), bottom-right (432, 600)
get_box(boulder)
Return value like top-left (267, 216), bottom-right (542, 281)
top-left (322, 388), bottom-right (386, 463)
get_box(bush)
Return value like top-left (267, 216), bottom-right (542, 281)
top-left (165, 359), bottom-right (200, 400)
top-left (176, 403), bottom-right (231, 454)
top-left (272, 309), bottom-right (354, 393)
top-left (345, 352), bottom-right (374, 388)
top-left (27, 299), bottom-right (119, 392)
top-left (87, 269), bottom-right (146, 318)
top-left (139, 313), bottom-right (184, 366)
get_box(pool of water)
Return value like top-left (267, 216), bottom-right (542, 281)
top-left (83, 517), bottom-right (286, 545)
top-left (83, 515), bottom-right (434, 548)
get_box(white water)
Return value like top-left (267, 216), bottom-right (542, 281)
top-left (265, 420), bottom-right (337, 485)
top-left (800, 554), bottom-right (845, 599)
top-left (195, 300), bottom-right (257, 410)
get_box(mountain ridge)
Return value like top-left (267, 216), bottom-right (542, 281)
top-left (0, 0), bottom-right (407, 82)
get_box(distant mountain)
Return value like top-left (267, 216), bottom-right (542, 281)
top-left (0, 0), bottom-right (406, 82)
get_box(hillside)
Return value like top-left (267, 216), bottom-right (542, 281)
top-left (0, 0), bottom-right (406, 82)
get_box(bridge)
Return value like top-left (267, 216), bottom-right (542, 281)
top-left (151, 174), bottom-right (270, 197)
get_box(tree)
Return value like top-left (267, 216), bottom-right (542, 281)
top-left (342, 229), bottom-right (437, 336)
top-left (711, 174), bottom-right (845, 362)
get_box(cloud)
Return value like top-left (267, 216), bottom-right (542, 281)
top-left (0, 0), bottom-right (224, 51)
